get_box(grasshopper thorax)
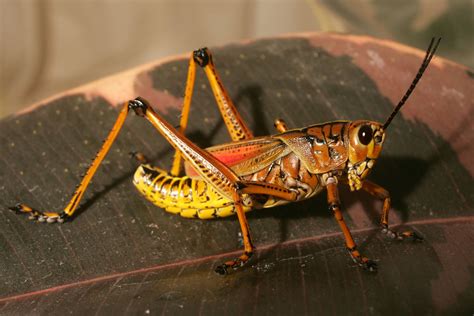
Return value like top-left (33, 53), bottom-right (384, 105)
top-left (346, 120), bottom-right (385, 191)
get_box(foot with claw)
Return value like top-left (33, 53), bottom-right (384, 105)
top-left (358, 257), bottom-right (378, 272)
top-left (381, 225), bottom-right (423, 241)
top-left (351, 255), bottom-right (377, 272)
top-left (347, 247), bottom-right (377, 272)
top-left (9, 203), bottom-right (66, 223)
top-left (215, 252), bottom-right (252, 275)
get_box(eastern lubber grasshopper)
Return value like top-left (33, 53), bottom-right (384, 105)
top-left (10, 38), bottom-right (441, 274)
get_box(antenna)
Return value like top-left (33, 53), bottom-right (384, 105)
top-left (383, 37), bottom-right (441, 130)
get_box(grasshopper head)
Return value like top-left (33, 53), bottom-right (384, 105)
top-left (346, 121), bottom-right (385, 191)
top-left (346, 37), bottom-right (441, 191)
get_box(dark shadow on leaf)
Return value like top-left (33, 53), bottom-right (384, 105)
top-left (234, 85), bottom-right (271, 136)
top-left (72, 147), bottom-right (172, 220)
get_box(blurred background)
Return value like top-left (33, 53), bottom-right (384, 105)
top-left (0, 0), bottom-right (472, 118)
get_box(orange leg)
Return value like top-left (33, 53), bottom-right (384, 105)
top-left (326, 178), bottom-right (377, 271)
top-left (10, 102), bottom-right (132, 222)
top-left (215, 191), bottom-right (254, 275)
top-left (361, 181), bottom-right (422, 241)
top-left (169, 55), bottom-right (196, 176)
top-left (170, 48), bottom-right (254, 176)
top-left (194, 48), bottom-right (253, 142)
top-left (214, 182), bottom-right (297, 275)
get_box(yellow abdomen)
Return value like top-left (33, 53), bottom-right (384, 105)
top-left (133, 165), bottom-right (251, 219)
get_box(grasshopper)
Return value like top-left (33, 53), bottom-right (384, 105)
top-left (10, 38), bottom-right (441, 274)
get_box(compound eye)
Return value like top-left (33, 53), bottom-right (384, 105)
top-left (358, 125), bottom-right (373, 145)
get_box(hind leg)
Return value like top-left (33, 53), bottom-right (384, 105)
top-left (170, 47), bottom-right (254, 176)
top-left (10, 102), bottom-right (134, 222)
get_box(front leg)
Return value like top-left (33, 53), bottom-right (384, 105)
top-left (361, 181), bottom-right (422, 241)
top-left (326, 177), bottom-right (377, 271)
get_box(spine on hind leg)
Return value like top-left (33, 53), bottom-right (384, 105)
top-left (133, 165), bottom-right (244, 219)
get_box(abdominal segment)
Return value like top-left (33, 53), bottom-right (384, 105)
top-left (133, 164), bottom-right (249, 219)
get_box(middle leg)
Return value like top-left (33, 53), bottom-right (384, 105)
top-left (326, 177), bottom-right (377, 271)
